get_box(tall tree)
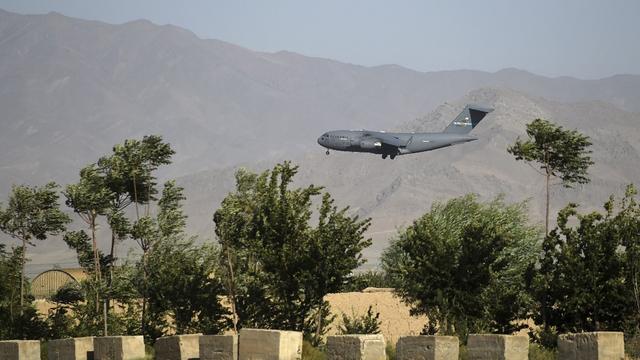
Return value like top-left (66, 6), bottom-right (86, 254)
top-left (382, 195), bottom-right (539, 338)
top-left (145, 240), bottom-right (228, 338)
top-left (530, 186), bottom-right (639, 341)
top-left (0, 182), bottom-right (70, 313)
top-left (213, 162), bottom-right (371, 344)
top-left (0, 245), bottom-right (48, 340)
top-left (129, 180), bottom-right (187, 341)
top-left (108, 135), bottom-right (174, 338)
top-left (65, 165), bottom-right (113, 284)
top-left (64, 164), bottom-right (113, 335)
top-left (508, 118), bottom-right (593, 234)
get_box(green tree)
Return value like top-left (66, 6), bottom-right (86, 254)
top-left (128, 180), bottom-right (228, 342)
top-left (64, 165), bottom-right (114, 334)
top-left (62, 135), bottom-right (174, 337)
top-left (0, 245), bottom-right (48, 340)
top-left (64, 165), bottom-right (112, 280)
top-left (339, 305), bottom-right (381, 335)
top-left (109, 136), bottom-right (174, 338)
top-left (145, 240), bottom-right (228, 338)
top-left (0, 182), bottom-right (70, 313)
top-left (618, 185), bottom-right (640, 334)
top-left (508, 118), bottom-right (593, 234)
top-left (530, 186), bottom-right (638, 342)
top-left (382, 195), bottom-right (539, 338)
top-left (213, 162), bottom-right (371, 344)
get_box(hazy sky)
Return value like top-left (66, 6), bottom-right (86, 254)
top-left (1, 0), bottom-right (639, 79)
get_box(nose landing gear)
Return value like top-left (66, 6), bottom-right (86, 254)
top-left (325, 150), bottom-right (330, 155)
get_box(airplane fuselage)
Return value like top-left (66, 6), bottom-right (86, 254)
top-left (318, 104), bottom-right (493, 159)
top-left (317, 130), bottom-right (477, 156)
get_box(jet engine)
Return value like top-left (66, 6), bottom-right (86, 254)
top-left (360, 139), bottom-right (382, 149)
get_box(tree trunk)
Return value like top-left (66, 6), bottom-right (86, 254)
top-left (225, 246), bottom-right (239, 334)
top-left (314, 301), bottom-right (323, 345)
top-left (20, 238), bottom-right (26, 315)
top-left (141, 249), bottom-right (148, 338)
top-left (545, 171), bottom-right (551, 235)
top-left (104, 228), bottom-right (117, 337)
top-left (91, 214), bottom-right (101, 314)
top-left (133, 171), bottom-right (139, 219)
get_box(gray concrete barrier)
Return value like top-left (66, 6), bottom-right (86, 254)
top-left (0, 340), bottom-right (41, 360)
top-left (396, 335), bottom-right (458, 360)
top-left (94, 336), bottom-right (145, 360)
top-left (467, 334), bottom-right (528, 360)
top-left (238, 329), bottom-right (302, 360)
top-left (558, 331), bottom-right (624, 360)
top-left (155, 334), bottom-right (201, 360)
top-left (199, 335), bottom-right (238, 360)
top-left (47, 337), bottom-right (94, 360)
top-left (326, 334), bottom-right (386, 360)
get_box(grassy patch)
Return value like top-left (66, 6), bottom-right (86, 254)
top-left (386, 343), bottom-right (396, 360)
top-left (529, 343), bottom-right (557, 360)
top-left (302, 340), bottom-right (326, 360)
top-left (626, 335), bottom-right (640, 359)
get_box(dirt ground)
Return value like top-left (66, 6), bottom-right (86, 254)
top-left (324, 288), bottom-right (426, 344)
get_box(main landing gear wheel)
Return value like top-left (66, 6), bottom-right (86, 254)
top-left (325, 150), bottom-right (330, 155)
top-left (382, 154), bottom-right (387, 159)
top-left (390, 154), bottom-right (396, 160)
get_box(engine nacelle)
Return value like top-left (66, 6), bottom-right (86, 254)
top-left (360, 139), bottom-right (382, 149)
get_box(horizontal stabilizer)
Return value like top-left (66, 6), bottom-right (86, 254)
top-left (443, 105), bottom-right (493, 134)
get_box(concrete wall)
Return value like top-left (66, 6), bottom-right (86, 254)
top-left (47, 337), bottom-right (94, 360)
top-left (0, 340), bottom-right (41, 360)
top-left (326, 334), bottom-right (386, 360)
top-left (200, 335), bottom-right (238, 360)
top-left (467, 334), bottom-right (528, 360)
top-left (155, 334), bottom-right (201, 360)
top-left (238, 329), bottom-right (302, 360)
top-left (2, 330), bottom-right (630, 360)
top-left (94, 336), bottom-right (145, 360)
top-left (558, 331), bottom-right (625, 360)
top-left (396, 336), bottom-right (458, 360)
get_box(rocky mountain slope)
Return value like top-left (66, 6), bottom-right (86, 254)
top-left (0, 9), bottom-right (639, 271)
top-left (2, 9), bottom-right (640, 193)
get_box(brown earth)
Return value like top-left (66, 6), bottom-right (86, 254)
top-left (324, 288), bottom-right (426, 344)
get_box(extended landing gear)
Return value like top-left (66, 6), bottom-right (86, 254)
top-left (325, 150), bottom-right (330, 155)
top-left (381, 154), bottom-right (397, 160)
top-left (382, 154), bottom-right (387, 159)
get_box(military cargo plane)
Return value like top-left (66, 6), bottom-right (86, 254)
top-left (317, 104), bottom-right (493, 159)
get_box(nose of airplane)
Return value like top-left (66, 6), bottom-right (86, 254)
top-left (317, 134), bottom-right (325, 146)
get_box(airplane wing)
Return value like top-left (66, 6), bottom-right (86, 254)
top-left (363, 131), bottom-right (410, 147)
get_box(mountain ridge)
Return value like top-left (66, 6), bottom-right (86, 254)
top-left (0, 9), bottom-right (639, 272)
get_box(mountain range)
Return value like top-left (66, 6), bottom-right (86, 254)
top-left (0, 9), bottom-right (638, 273)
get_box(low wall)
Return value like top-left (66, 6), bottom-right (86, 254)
top-left (0, 330), bottom-right (628, 359)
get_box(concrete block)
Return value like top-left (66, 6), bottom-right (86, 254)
top-left (558, 332), bottom-right (625, 360)
top-left (238, 329), bottom-right (302, 360)
top-left (467, 334), bottom-right (528, 360)
top-left (396, 336), bottom-right (458, 360)
top-left (326, 334), bottom-right (386, 360)
top-left (94, 336), bottom-right (145, 360)
top-left (47, 337), bottom-right (94, 360)
top-left (199, 335), bottom-right (238, 360)
top-left (155, 334), bottom-right (201, 360)
top-left (0, 340), bottom-right (41, 360)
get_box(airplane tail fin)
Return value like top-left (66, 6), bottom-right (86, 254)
top-left (443, 105), bottom-right (494, 134)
